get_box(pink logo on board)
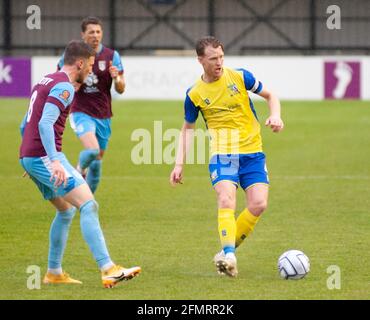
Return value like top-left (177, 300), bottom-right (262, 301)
top-left (324, 61), bottom-right (361, 99)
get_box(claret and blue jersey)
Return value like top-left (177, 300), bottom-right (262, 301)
top-left (19, 71), bottom-right (85, 200)
top-left (20, 72), bottom-right (75, 159)
top-left (58, 44), bottom-right (123, 119)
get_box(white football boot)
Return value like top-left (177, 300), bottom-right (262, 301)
top-left (214, 251), bottom-right (238, 277)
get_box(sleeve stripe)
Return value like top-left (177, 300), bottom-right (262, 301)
top-left (251, 79), bottom-right (260, 92)
top-left (46, 96), bottom-right (65, 112)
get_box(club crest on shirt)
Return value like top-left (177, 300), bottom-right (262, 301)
top-left (59, 90), bottom-right (70, 102)
top-left (98, 60), bottom-right (106, 71)
top-left (227, 83), bottom-right (240, 96)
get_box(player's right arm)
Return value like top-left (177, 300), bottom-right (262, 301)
top-left (170, 90), bottom-right (198, 186)
top-left (170, 121), bottom-right (196, 186)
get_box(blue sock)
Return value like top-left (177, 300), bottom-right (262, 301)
top-left (87, 159), bottom-right (102, 194)
top-left (48, 207), bottom-right (76, 270)
top-left (79, 149), bottom-right (99, 170)
top-left (223, 246), bottom-right (235, 255)
top-left (80, 200), bottom-right (112, 269)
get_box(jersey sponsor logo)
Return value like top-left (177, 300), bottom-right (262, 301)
top-left (226, 103), bottom-right (241, 111)
top-left (98, 60), bottom-right (106, 71)
top-left (85, 72), bottom-right (99, 86)
top-left (227, 83), bottom-right (240, 96)
top-left (59, 90), bottom-right (70, 102)
top-left (83, 72), bottom-right (100, 93)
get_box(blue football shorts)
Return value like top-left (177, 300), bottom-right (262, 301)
top-left (69, 112), bottom-right (112, 150)
top-left (208, 152), bottom-right (269, 190)
top-left (20, 152), bottom-right (86, 200)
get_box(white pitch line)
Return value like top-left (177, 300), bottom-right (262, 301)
top-left (3, 175), bottom-right (370, 180)
top-left (102, 175), bottom-right (370, 180)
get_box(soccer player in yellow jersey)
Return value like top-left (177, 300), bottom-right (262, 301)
top-left (170, 36), bottom-right (284, 277)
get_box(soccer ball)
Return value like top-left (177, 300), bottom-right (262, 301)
top-left (277, 250), bottom-right (310, 280)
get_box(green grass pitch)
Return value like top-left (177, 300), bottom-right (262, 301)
top-left (0, 98), bottom-right (369, 300)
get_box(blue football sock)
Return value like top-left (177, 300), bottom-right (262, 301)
top-left (48, 206), bottom-right (76, 270)
top-left (79, 149), bottom-right (99, 170)
top-left (79, 200), bottom-right (112, 269)
top-left (87, 159), bottom-right (102, 194)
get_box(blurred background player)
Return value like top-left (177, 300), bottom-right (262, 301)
top-left (20, 40), bottom-right (140, 288)
top-left (58, 16), bottom-right (125, 193)
top-left (170, 36), bottom-right (284, 277)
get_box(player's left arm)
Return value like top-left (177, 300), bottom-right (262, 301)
top-left (38, 82), bottom-right (74, 186)
top-left (257, 88), bottom-right (284, 133)
top-left (239, 68), bottom-right (284, 133)
top-left (109, 51), bottom-right (125, 94)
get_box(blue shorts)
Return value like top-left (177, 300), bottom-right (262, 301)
top-left (208, 152), bottom-right (269, 190)
top-left (69, 112), bottom-right (112, 150)
top-left (20, 152), bottom-right (85, 200)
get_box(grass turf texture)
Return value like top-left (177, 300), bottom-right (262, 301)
top-left (0, 99), bottom-right (369, 299)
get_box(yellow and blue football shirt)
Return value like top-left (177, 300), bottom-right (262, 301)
top-left (184, 67), bottom-right (263, 155)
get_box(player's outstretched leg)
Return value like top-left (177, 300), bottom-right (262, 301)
top-left (79, 199), bottom-right (141, 288)
top-left (235, 208), bottom-right (260, 248)
top-left (235, 184), bottom-right (268, 248)
top-left (43, 206), bottom-right (82, 284)
top-left (86, 159), bottom-right (102, 193)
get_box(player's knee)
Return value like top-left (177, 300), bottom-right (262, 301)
top-left (57, 206), bottom-right (77, 222)
top-left (80, 199), bottom-right (99, 214)
top-left (248, 199), bottom-right (268, 216)
top-left (89, 149), bottom-right (100, 161)
top-left (79, 149), bottom-right (99, 168)
top-left (89, 160), bottom-right (102, 174)
top-left (218, 193), bottom-right (235, 209)
top-left (83, 148), bottom-right (99, 159)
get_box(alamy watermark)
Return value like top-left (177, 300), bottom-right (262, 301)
top-left (326, 265), bottom-right (341, 290)
top-left (26, 5), bottom-right (41, 30)
top-left (25, 4), bottom-right (340, 31)
top-left (130, 121), bottom-right (243, 166)
top-left (26, 265), bottom-right (41, 289)
top-left (326, 5), bottom-right (341, 30)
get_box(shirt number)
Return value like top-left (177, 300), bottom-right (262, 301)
top-left (26, 91), bottom-right (38, 123)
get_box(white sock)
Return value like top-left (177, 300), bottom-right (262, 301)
top-left (48, 267), bottom-right (63, 275)
top-left (101, 261), bottom-right (115, 272)
top-left (225, 252), bottom-right (236, 261)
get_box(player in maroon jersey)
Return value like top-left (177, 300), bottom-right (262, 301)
top-left (20, 40), bottom-right (141, 287)
top-left (58, 17), bottom-right (125, 193)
